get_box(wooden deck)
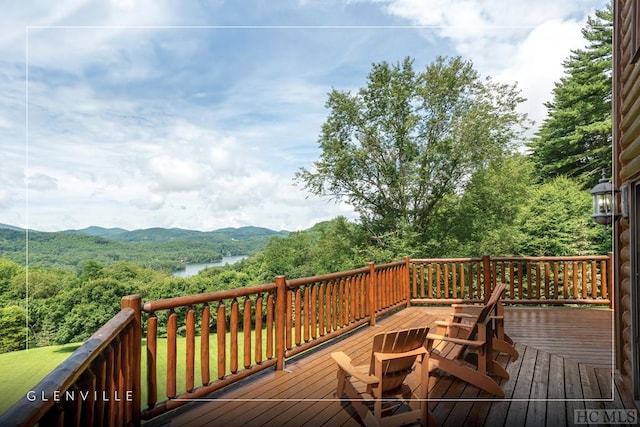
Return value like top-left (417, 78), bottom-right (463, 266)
top-left (148, 306), bottom-right (635, 427)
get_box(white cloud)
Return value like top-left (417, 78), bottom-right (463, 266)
top-left (145, 156), bottom-right (205, 192)
top-left (27, 173), bottom-right (58, 191)
top-left (378, 0), bottom-right (604, 134)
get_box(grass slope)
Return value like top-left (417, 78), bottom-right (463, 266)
top-left (0, 333), bottom-right (262, 415)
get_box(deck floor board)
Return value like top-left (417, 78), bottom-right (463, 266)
top-left (148, 306), bottom-right (634, 427)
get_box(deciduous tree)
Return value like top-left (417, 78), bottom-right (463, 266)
top-left (296, 56), bottom-right (528, 245)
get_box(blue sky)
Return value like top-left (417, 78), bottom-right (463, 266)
top-left (0, 0), bottom-right (608, 232)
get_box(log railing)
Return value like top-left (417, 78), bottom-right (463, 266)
top-left (139, 282), bottom-right (279, 420)
top-left (489, 255), bottom-right (612, 305)
top-left (0, 296), bottom-right (141, 427)
top-left (409, 254), bottom-right (613, 306)
top-left (410, 257), bottom-right (487, 304)
top-left (3, 254), bottom-right (612, 426)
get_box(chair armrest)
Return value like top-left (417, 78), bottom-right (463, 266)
top-left (451, 303), bottom-right (479, 309)
top-left (450, 312), bottom-right (476, 318)
top-left (435, 320), bottom-right (473, 329)
top-left (374, 346), bottom-right (427, 362)
top-left (331, 352), bottom-right (379, 385)
top-left (427, 333), bottom-right (484, 347)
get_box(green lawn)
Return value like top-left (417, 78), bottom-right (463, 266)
top-left (0, 332), bottom-right (263, 415)
top-left (0, 342), bottom-right (82, 415)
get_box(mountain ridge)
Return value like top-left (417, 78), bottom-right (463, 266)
top-left (0, 224), bottom-right (289, 271)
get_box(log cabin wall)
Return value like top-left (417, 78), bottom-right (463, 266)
top-left (614, 0), bottom-right (640, 400)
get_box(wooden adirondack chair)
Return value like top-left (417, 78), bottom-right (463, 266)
top-left (427, 283), bottom-right (509, 397)
top-left (331, 327), bottom-right (436, 427)
top-left (449, 283), bottom-right (519, 360)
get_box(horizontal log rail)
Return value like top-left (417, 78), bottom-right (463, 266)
top-left (3, 254), bottom-right (613, 426)
top-left (0, 295), bottom-right (141, 427)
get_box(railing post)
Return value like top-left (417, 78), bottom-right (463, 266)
top-left (368, 262), bottom-right (376, 326)
top-left (404, 257), bottom-right (411, 308)
top-left (121, 295), bottom-right (141, 427)
top-left (482, 255), bottom-right (492, 304)
top-left (275, 276), bottom-right (286, 371)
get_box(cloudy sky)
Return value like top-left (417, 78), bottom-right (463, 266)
top-left (1, 0), bottom-right (608, 232)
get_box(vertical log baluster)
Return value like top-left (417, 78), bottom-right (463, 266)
top-left (509, 263), bottom-right (515, 299)
top-left (319, 282), bottom-right (326, 336)
top-left (535, 262), bottom-right (542, 299)
top-left (460, 263), bottom-right (466, 299)
top-left (201, 304), bottom-right (210, 385)
top-left (295, 288), bottom-right (302, 346)
top-left (553, 262), bottom-right (559, 299)
top-left (310, 286), bottom-right (318, 338)
top-left (266, 294), bottom-right (274, 360)
top-left (255, 295), bottom-right (263, 364)
top-left (79, 370), bottom-right (96, 427)
top-left (286, 289), bottom-right (293, 349)
top-left (544, 263), bottom-right (550, 300)
top-left (452, 263), bottom-right (457, 298)
top-left (304, 286), bottom-right (310, 341)
top-left (339, 279), bottom-right (346, 327)
top-left (113, 338), bottom-right (122, 426)
top-left (443, 262), bottom-right (450, 298)
top-left (436, 263), bottom-right (442, 299)
top-left (243, 297), bottom-right (252, 370)
top-left (105, 344), bottom-right (116, 426)
top-left (230, 299), bottom-right (239, 374)
top-left (581, 261), bottom-right (588, 299)
top-left (327, 281), bottom-right (334, 332)
top-left (166, 310), bottom-right (177, 399)
top-left (94, 354), bottom-right (106, 426)
top-left (601, 259), bottom-right (608, 300)
top-left (563, 262), bottom-right (569, 300)
top-left (350, 277), bottom-right (356, 323)
top-left (360, 274), bottom-right (366, 318)
top-left (217, 302), bottom-right (226, 380)
top-left (591, 261), bottom-right (598, 299)
top-left (572, 261), bottom-right (579, 299)
top-left (275, 276), bottom-right (286, 371)
top-left (146, 314), bottom-right (157, 409)
top-left (186, 306), bottom-right (195, 392)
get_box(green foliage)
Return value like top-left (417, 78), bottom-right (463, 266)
top-left (450, 154), bottom-right (535, 256)
top-left (254, 217), bottom-right (367, 279)
top-left (528, 5), bottom-right (612, 188)
top-left (0, 305), bottom-right (27, 353)
top-left (515, 176), bottom-right (603, 256)
top-left (297, 56), bottom-right (528, 247)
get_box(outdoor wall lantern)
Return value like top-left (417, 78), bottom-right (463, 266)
top-left (590, 169), bottom-right (622, 226)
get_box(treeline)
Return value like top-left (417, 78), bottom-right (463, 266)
top-left (0, 226), bottom-right (287, 272)
top-left (0, 258), bottom-right (259, 353)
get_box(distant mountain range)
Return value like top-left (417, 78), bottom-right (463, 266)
top-left (0, 223), bottom-right (289, 271)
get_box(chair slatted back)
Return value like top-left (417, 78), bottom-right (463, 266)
top-left (368, 326), bottom-right (429, 392)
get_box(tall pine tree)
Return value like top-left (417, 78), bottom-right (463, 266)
top-left (528, 4), bottom-right (612, 189)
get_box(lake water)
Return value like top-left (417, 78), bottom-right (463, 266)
top-left (172, 255), bottom-right (248, 278)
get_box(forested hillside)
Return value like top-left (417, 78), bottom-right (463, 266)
top-left (0, 225), bottom-right (288, 271)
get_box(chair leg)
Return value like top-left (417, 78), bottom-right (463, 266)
top-left (336, 367), bottom-right (346, 397)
